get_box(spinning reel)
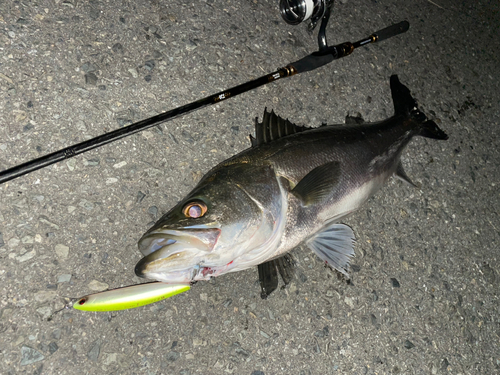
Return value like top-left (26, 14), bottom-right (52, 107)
top-left (280, 0), bottom-right (334, 50)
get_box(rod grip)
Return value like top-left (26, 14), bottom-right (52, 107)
top-left (373, 21), bottom-right (409, 42)
top-left (289, 53), bottom-right (335, 74)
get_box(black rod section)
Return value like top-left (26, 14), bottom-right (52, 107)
top-left (0, 68), bottom-right (293, 184)
top-left (0, 21), bottom-right (409, 185)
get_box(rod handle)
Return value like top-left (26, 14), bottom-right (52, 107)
top-left (373, 21), bottom-right (409, 42)
top-left (288, 53), bottom-right (335, 74)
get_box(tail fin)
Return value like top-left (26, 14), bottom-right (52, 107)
top-left (390, 75), bottom-right (448, 140)
top-left (419, 120), bottom-right (448, 140)
top-left (391, 75), bottom-right (418, 117)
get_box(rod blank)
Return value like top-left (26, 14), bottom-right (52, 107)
top-left (0, 21), bottom-right (409, 185)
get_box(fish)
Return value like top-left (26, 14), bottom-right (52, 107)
top-left (73, 282), bottom-right (190, 311)
top-left (134, 75), bottom-right (448, 298)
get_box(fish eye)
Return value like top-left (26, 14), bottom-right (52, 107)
top-left (182, 200), bottom-right (207, 218)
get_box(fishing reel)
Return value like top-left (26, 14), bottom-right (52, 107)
top-left (279, 0), bottom-right (334, 50)
top-left (280, 0), bottom-right (328, 27)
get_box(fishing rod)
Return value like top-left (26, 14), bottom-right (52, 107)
top-left (0, 19), bottom-right (409, 185)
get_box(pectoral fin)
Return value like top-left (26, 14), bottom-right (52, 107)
top-left (292, 162), bottom-right (341, 206)
top-left (306, 223), bottom-right (356, 276)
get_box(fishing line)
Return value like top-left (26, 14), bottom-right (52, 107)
top-left (46, 297), bottom-right (79, 321)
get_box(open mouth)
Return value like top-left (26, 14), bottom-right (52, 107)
top-left (135, 241), bottom-right (191, 278)
top-left (135, 227), bottom-right (221, 282)
top-left (134, 244), bottom-right (223, 282)
top-left (138, 228), bottom-right (221, 255)
top-left (138, 236), bottom-right (177, 256)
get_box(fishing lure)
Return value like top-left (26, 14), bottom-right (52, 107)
top-left (73, 282), bottom-right (190, 311)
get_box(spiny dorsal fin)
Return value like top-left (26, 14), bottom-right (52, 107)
top-left (251, 108), bottom-right (311, 147)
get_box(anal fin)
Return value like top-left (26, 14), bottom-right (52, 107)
top-left (306, 223), bottom-right (356, 276)
top-left (395, 162), bottom-right (418, 188)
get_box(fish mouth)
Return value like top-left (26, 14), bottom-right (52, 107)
top-left (135, 227), bottom-right (221, 282)
top-left (138, 228), bottom-right (221, 256)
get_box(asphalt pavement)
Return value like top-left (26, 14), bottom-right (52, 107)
top-left (0, 0), bottom-right (498, 374)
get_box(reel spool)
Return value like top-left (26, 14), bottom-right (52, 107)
top-left (279, 0), bottom-right (327, 27)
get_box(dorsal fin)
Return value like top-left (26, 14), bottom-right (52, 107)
top-left (251, 108), bottom-right (311, 147)
top-left (345, 113), bottom-right (365, 125)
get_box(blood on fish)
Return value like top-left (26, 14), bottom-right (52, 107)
top-left (202, 267), bottom-right (214, 277)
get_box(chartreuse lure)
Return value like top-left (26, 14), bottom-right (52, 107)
top-left (73, 282), bottom-right (190, 311)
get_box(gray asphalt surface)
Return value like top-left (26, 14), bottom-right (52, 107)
top-left (1, 0), bottom-right (499, 374)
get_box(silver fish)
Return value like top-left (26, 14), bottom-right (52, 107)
top-left (134, 75), bottom-right (448, 297)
